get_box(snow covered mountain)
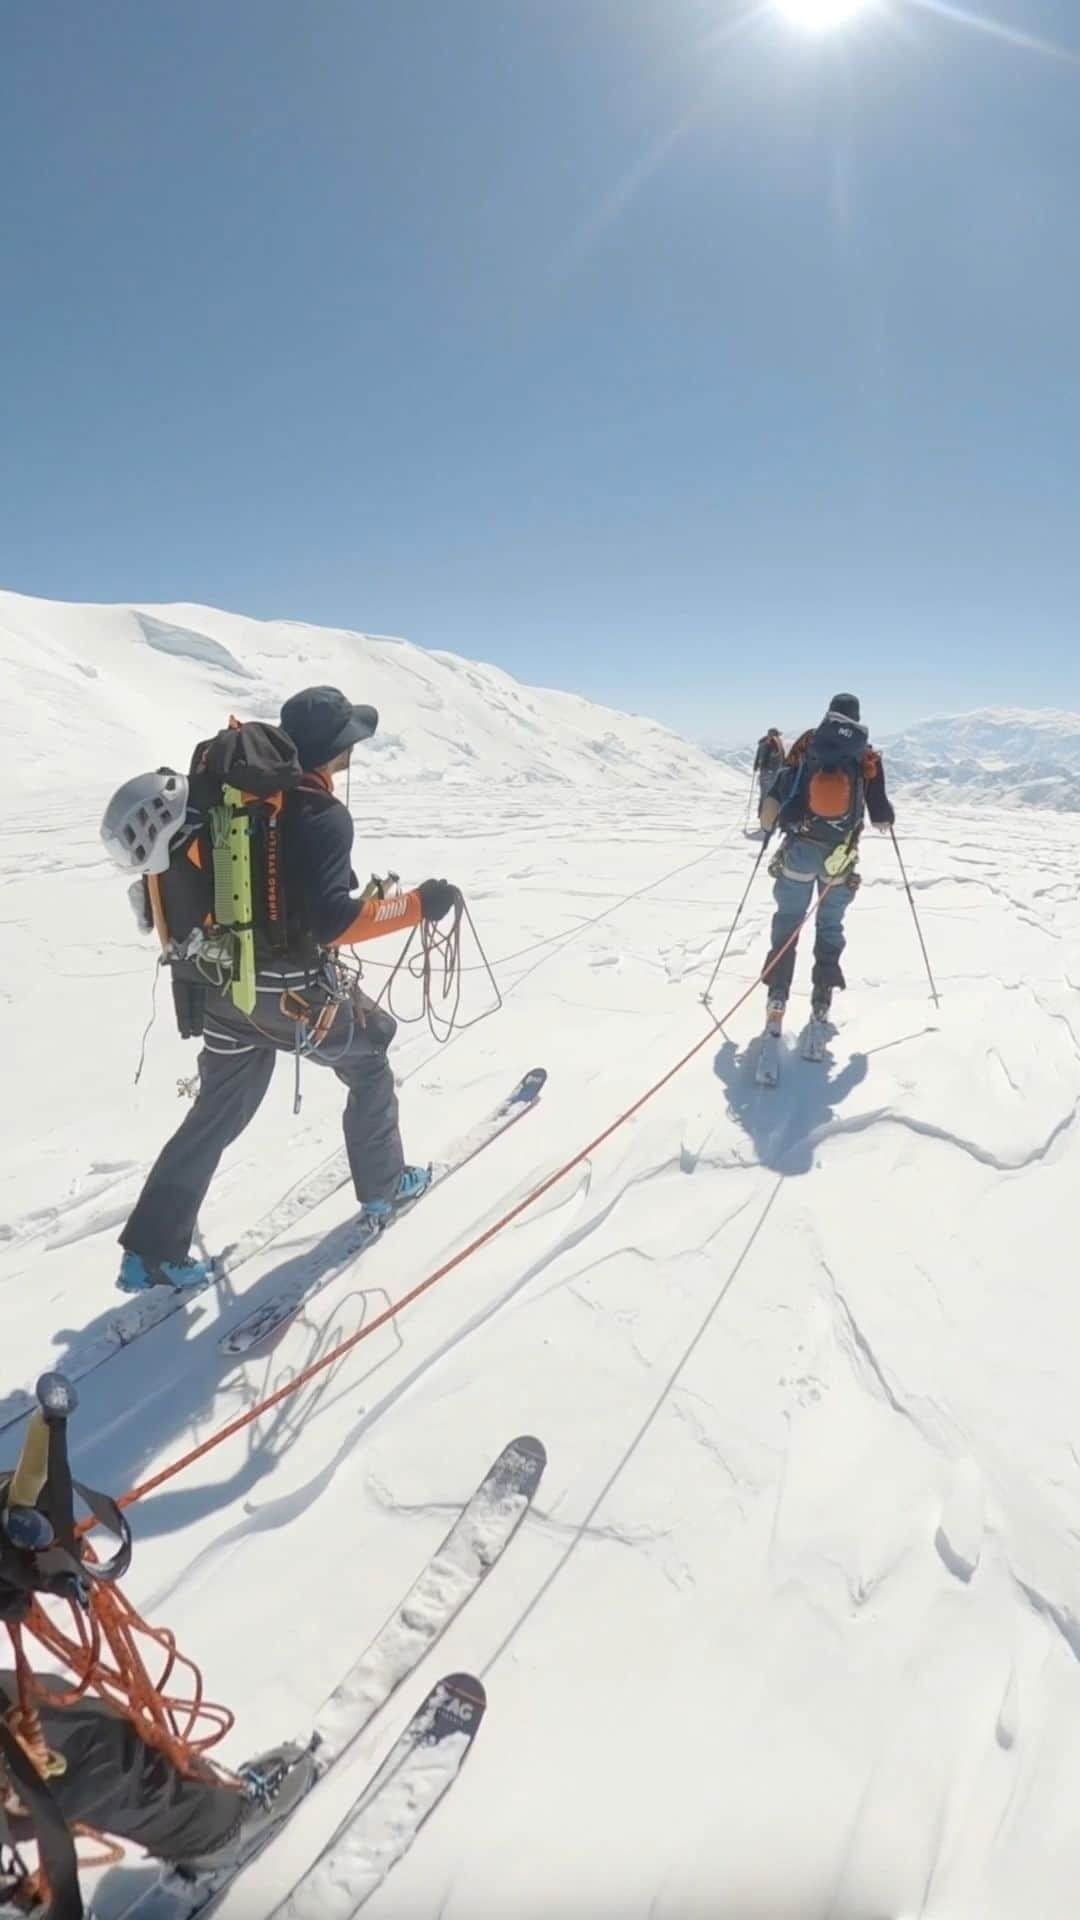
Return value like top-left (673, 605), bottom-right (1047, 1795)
top-left (0, 589), bottom-right (731, 797)
top-left (883, 707), bottom-right (1080, 811)
top-left (5, 591), bottom-right (1080, 1918)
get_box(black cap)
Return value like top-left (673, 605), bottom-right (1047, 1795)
top-left (829, 693), bottom-right (861, 722)
top-left (279, 687), bottom-right (379, 770)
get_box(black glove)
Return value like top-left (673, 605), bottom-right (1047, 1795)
top-left (418, 878), bottom-right (460, 924)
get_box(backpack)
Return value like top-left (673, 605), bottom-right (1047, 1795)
top-left (145, 720), bottom-right (307, 1032)
top-left (782, 712), bottom-right (869, 847)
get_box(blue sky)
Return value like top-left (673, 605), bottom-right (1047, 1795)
top-left (3, 0), bottom-right (1080, 741)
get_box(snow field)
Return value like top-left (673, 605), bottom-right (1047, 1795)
top-left (3, 591), bottom-right (1080, 1915)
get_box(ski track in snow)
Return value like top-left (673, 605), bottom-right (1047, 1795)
top-left (5, 593), bottom-right (1080, 1916)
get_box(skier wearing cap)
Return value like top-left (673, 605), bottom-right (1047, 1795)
top-left (115, 687), bottom-right (458, 1294)
top-left (757, 693), bottom-right (894, 1037)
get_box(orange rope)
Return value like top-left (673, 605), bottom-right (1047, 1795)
top-left (114, 883), bottom-right (839, 1512)
top-left (10, 1587), bottom-right (233, 1776)
top-left (4, 1518), bottom-right (236, 1816)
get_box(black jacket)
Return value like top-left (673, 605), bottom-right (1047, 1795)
top-left (281, 779), bottom-right (362, 949)
top-left (754, 733), bottom-right (784, 775)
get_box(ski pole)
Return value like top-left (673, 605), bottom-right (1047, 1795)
top-left (702, 835), bottom-right (771, 1005)
top-left (743, 764), bottom-right (757, 833)
top-left (889, 826), bottom-right (941, 1008)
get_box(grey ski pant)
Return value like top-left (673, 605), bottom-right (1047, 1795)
top-left (0, 1672), bottom-right (241, 1861)
top-left (121, 983), bottom-right (404, 1264)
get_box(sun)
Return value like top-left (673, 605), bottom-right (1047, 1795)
top-left (775, 0), bottom-right (868, 28)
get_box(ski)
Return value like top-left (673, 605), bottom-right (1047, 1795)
top-left (755, 1034), bottom-right (781, 1087)
top-left (801, 1018), bottom-right (830, 1063)
top-left (84, 1436), bottom-right (545, 1919)
top-left (0, 1157), bottom-right (353, 1437)
top-left (310, 1432), bottom-right (543, 1765)
top-left (0, 1070), bottom-right (546, 1435)
top-left (272, 1673), bottom-right (485, 1919)
top-left (218, 1067), bottom-right (547, 1355)
top-left (754, 999), bottom-right (785, 1088)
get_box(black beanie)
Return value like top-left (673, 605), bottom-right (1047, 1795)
top-left (829, 693), bottom-right (861, 722)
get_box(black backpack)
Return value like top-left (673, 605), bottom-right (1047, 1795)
top-left (782, 712), bottom-right (869, 846)
top-left (146, 720), bottom-right (308, 1033)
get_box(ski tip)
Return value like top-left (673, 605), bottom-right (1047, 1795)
top-left (439, 1672), bottom-right (487, 1712)
top-left (517, 1068), bottom-right (548, 1099)
top-left (508, 1434), bottom-right (546, 1466)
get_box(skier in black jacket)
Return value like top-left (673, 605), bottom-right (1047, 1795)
top-left (116, 686), bottom-right (459, 1295)
top-left (753, 728), bottom-right (785, 807)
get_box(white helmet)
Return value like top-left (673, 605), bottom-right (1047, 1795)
top-left (100, 769), bottom-right (190, 875)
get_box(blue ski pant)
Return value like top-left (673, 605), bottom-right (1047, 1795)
top-left (764, 837), bottom-right (855, 1004)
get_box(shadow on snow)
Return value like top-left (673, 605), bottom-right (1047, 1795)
top-left (712, 1027), bottom-right (869, 1176)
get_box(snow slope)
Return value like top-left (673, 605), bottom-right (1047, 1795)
top-left (4, 593), bottom-right (1080, 1918)
top-left (0, 589), bottom-right (727, 795)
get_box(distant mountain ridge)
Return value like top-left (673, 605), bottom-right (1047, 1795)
top-left (882, 708), bottom-right (1080, 812)
top-left (709, 709), bottom-right (1080, 813)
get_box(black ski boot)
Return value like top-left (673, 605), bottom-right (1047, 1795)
top-left (178, 1744), bottom-right (317, 1878)
top-left (810, 989), bottom-right (832, 1024)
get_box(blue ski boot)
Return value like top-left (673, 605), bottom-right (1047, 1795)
top-left (116, 1251), bottom-right (217, 1295)
top-left (359, 1163), bottom-right (432, 1233)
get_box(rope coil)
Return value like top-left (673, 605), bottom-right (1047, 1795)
top-left (370, 893), bottom-right (502, 1042)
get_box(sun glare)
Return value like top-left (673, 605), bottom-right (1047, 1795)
top-left (775, 0), bottom-right (868, 28)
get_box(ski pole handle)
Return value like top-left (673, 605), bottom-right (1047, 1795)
top-left (3, 1374), bottom-right (79, 1544)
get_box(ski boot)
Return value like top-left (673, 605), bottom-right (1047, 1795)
top-left (116, 1251), bottom-right (217, 1295)
top-left (803, 988), bottom-right (833, 1062)
top-left (178, 1744), bottom-right (317, 1878)
top-left (358, 1162), bottom-right (433, 1233)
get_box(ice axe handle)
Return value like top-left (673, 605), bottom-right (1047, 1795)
top-left (7, 1411), bottom-right (50, 1511)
